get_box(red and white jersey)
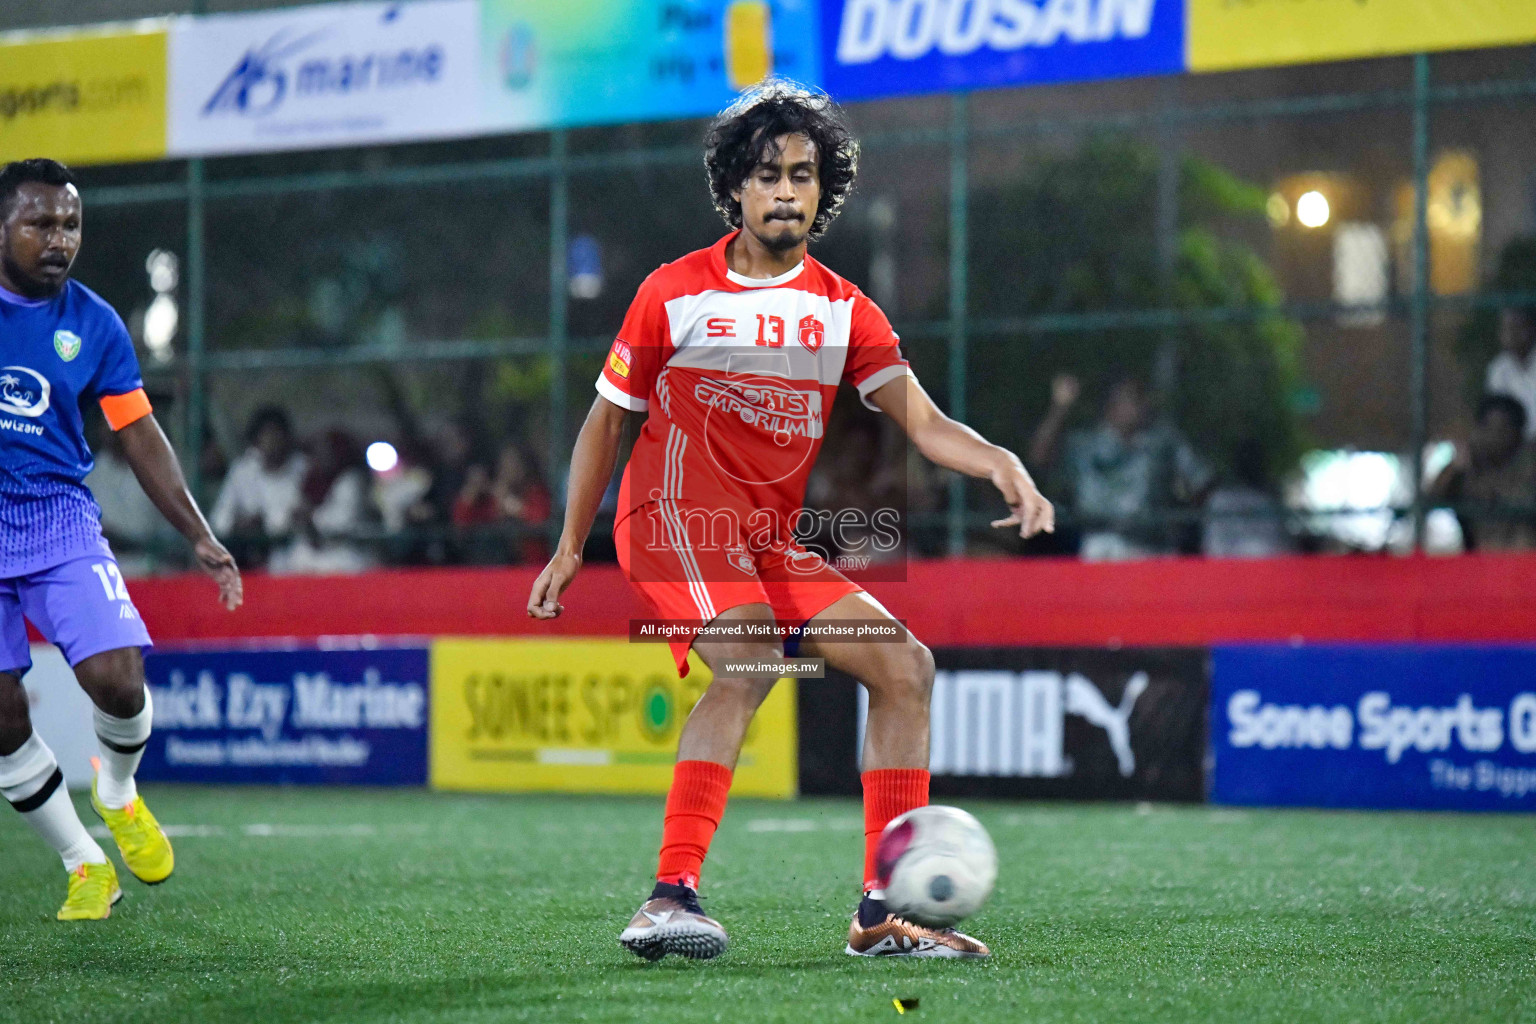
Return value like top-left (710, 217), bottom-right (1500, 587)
top-left (597, 232), bottom-right (912, 526)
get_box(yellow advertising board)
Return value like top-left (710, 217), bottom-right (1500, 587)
top-left (0, 22), bottom-right (168, 166)
top-left (430, 638), bottom-right (797, 798)
top-left (1188, 0), bottom-right (1536, 74)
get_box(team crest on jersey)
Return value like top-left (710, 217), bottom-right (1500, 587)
top-left (0, 366), bottom-right (51, 418)
top-left (609, 339), bottom-right (633, 379)
top-left (726, 549), bottom-right (757, 576)
top-left (53, 330), bottom-right (81, 363)
top-left (798, 315), bottom-right (824, 353)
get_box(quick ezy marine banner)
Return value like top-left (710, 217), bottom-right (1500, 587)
top-left (139, 646), bottom-right (431, 786)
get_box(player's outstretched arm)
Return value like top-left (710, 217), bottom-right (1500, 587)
top-left (869, 374), bottom-right (1055, 539)
top-left (116, 414), bottom-right (243, 610)
top-left (527, 396), bottom-right (630, 619)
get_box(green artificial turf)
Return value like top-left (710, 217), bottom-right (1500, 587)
top-left (0, 788), bottom-right (1531, 1023)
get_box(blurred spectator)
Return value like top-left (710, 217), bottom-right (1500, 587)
top-left (1031, 374), bottom-right (1213, 561)
top-left (414, 418), bottom-right (485, 524)
top-left (491, 442), bottom-right (553, 562)
top-left (272, 430), bottom-right (380, 574)
top-left (453, 442), bottom-right (553, 564)
top-left (198, 413), bottom-right (230, 500)
top-left (86, 421), bottom-right (174, 576)
top-left (452, 464), bottom-right (498, 528)
top-left (1486, 307), bottom-right (1536, 440)
top-left (373, 447), bottom-right (433, 537)
top-left (1203, 439), bottom-right (1295, 559)
top-left (1426, 394), bottom-right (1536, 551)
top-left (401, 418), bottom-right (492, 563)
top-left (210, 405), bottom-right (307, 568)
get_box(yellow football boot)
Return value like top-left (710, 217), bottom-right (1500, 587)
top-left (57, 861), bottom-right (122, 921)
top-left (91, 781), bottom-right (174, 885)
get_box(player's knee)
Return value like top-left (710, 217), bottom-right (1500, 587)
top-left (702, 640), bottom-right (783, 704)
top-left (73, 648), bottom-right (146, 718)
top-left (0, 673), bottom-right (30, 733)
top-left (707, 673), bottom-right (778, 711)
top-left (875, 638), bottom-right (934, 708)
top-left (905, 639), bottom-right (936, 704)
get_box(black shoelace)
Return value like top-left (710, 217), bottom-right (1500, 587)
top-left (857, 893), bottom-right (889, 928)
top-left (649, 880), bottom-right (706, 915)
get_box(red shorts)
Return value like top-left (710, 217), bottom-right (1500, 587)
top-left (615, 500), bottom-right (862, 677)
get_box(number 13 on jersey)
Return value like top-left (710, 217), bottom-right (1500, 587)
top-left (755, 314), bottom-right (785, 347)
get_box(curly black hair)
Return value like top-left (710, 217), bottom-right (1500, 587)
top-left (704, 79), bottom-right (859, 242)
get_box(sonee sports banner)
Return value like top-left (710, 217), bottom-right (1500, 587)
top-left (429, 638), bottom-right (798, 798)
top-left (0, 21), bottom-right (169, 166)
top-left (1211, 644), bottom-right (1536, 811)
top-left (1187, 0), bottom-right (1536, 73)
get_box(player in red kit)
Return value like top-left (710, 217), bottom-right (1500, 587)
top-left (527, 82), bottom-right (1054, 961)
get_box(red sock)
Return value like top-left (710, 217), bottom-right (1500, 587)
top-left (656, 760), bottom-right (733, 891)
top-left (862, 768), bottom-right (930, 892)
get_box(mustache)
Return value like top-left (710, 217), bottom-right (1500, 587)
top-left (765, 209), bottom-right (804, 222)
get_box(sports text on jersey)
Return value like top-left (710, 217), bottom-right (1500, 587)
top-left (694, 377), bottom-right (825, 443)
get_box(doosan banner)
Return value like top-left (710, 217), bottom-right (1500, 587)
top-left (820, 0), bottom-right (1183, 100)
top-left (139, 645), bottom-right (430, 785)
top-left (1211, 645), bottom-right (1536, 811)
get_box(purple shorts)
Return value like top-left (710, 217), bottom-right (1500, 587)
top-left (0, 548), bottom-right (154, 674)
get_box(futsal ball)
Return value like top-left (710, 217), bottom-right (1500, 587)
top-left (875, 805), bottom-right (997, 928)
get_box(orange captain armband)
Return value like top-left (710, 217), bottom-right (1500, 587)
top-left (100, 388), bottom-right (152, 431)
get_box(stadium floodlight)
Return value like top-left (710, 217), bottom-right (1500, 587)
top-left (1266, 192), bottom-right (1290, 228)
top-left (366, 442), bottom-right (400, 473)
top-left (1297, 190), bottom-right (1331, 228)
top-left (143, 295), bottom-right (178, 363)
top-left (143, 249), bottom-right (180, 363)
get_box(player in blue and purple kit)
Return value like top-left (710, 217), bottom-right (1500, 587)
top-left (0, 159), bottom-right (243, 921)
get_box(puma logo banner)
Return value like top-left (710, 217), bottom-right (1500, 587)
top-left (847, 647), bottom-right (1206, 801)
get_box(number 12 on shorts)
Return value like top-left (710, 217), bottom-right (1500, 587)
top-left (91, 562), bottom-right (131, 602)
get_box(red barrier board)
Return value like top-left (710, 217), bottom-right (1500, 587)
top-left (124, 554), bottom-right (1536, 647)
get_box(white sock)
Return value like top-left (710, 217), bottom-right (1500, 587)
top-left (0, 733), bottom-right (107, 871)
top-left (93, 688), bottom-right (152, 809)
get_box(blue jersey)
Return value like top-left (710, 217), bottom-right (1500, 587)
top-left (0, 279), bottom-right (145, 577)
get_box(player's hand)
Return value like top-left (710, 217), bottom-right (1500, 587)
top-left (194, 535), bottom-right (243, 611)
top-left (989, 459), bottom-right (1055, 539)
top-left (527, 551), bottom-right (581, 619)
